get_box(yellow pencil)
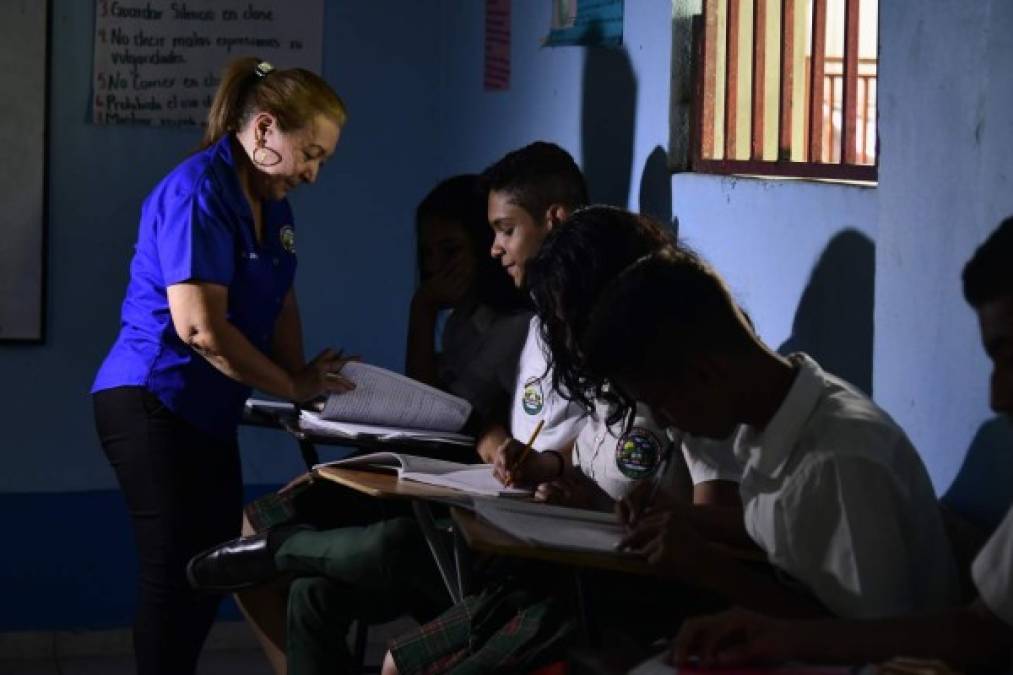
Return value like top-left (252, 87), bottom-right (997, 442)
top-left (511, 419), bottom-right (545, 474)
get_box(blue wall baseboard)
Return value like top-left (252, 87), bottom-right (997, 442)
top-left (0, 484), bottom-right (282, 631)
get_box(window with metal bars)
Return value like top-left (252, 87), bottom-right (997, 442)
top-left (689, 0), bottom-right (878, 181)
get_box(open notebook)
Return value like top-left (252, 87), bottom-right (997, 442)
top-left (473, 499), bottom-right (634, 554)
top-left (315, 452), bottom-right (531, 498)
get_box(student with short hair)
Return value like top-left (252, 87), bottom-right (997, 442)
top-left (670, 216), bottom-right (1013, 671)
top-left (575, 214), bottom-right (960, 620)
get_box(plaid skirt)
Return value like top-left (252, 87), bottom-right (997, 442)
top-left (389, 582), bottom-right (575, 675)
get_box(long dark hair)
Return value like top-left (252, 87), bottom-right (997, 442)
top-left (416, 175), bottom-right (529, 313)
top-left (526, 206), bottom-right (679, 415)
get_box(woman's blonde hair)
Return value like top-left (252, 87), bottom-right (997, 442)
top-left (201, 56), bottom-right (347, 149)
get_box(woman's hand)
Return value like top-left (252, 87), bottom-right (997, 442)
top-left (290, 348), bottom-right (356, 402)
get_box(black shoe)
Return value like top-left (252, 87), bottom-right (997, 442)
top-left (186, 525), bottom-right (309, 592)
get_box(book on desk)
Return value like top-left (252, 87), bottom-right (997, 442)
top-left (250, 362), bottom-right (476, 446)
top-left (315, 452), bottom-right (532, 498)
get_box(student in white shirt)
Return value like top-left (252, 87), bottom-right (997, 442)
top-left (572, 207), bottom-right (959, 620)
top-left (670, 216), bottom-right (1013, 671)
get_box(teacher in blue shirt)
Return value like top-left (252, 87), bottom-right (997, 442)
top-left (91, 57), bottom-right (352, 675)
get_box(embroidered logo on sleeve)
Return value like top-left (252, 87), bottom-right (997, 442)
top-left (279, 225), bottom-right (296, 253)
top-left (615, 427), bottom-right (663, 479)
top-left (521, 377), bottom-right (544, 415)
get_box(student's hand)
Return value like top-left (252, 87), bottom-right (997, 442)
top-left (672, 608), bottom-right (800, 667)
top-left (290, 348), bottom-right (357, 402)
top-left (617, 505), bottom-right (712, 580)
top-left (616, 479), bottom-right (677, 528)
top-left (535, 473), bottom-right (599, 508)
top-left (492, 440), bottom-right (561, 487)
top-left (416, 254), bottom-right (474, 309)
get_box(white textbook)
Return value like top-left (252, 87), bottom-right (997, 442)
top-left (315, 452), bottom-right (531, 498)
top-left (300, 362), bottom-right (474, 444)
top-left (473, 499), bottom-right (633, 554)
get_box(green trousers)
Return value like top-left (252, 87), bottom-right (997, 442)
top-left (278, 516), bottom-right (450, 675)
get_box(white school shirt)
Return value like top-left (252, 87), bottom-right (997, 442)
top-left (674, 431), bottom-right (743, 486)
top-left (972, 504), bottom-right (1013, 628)
top-left (574, 400), bottom-right (692, 503)
top-left (734, 353), bottom-right (960, 619)
top-left (439, 305), bottom-right (532, 421)
top-left (509, 316), bottom-right (586, 451)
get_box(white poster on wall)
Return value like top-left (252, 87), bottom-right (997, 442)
top-left (91, 0), bottom-right (324, 127)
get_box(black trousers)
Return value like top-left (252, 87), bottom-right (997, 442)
top-left (93, 386), bottom-right (243, 675)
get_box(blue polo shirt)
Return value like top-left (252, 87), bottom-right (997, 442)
top-left (93, 134), bottom-right (297, 440)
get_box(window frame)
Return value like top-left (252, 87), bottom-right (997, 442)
top-left (687, 0), bottom-right (878, 183)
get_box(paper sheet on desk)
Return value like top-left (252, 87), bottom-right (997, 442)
top-left (300, 411), bottom-right (474, 445)
top-left (473, 500), bottom-right (632, 554)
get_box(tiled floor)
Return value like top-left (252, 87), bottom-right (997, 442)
top-left (0, 617), bottom-right (414, 675)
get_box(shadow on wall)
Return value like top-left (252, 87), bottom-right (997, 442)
top-left (639, 145), bottom-right (679, 238)
top-left (581, 46), bottom-right (636, 208)
top-left (778, 229), bottom-right (876, 395)
top-left (943, 416), bottom-right (1013, 533)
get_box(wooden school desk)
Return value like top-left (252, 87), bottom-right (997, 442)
top-left (314, 466), bottom-right (477, 604)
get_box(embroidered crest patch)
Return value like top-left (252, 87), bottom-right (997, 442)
top-left (279, 225), bottom-right (296, 253)
top-left (522, 377), bottom-right (544, 415)
top-left (615, 427), bottom-right (663, 479)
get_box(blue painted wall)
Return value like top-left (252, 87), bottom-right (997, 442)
top-left (2, 0), bottom-right (1011, 630)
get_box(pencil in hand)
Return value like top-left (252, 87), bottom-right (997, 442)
top-left (506, 419), bottom-right (545, 486)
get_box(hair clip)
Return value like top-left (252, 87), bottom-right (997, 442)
top-left (254, 61), bottom-right (275, 78)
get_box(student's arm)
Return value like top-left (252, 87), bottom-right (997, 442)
top-left (534, 465), bottom-right (612, 508)
top-left (167, 282), bottom-right (352, 401)
top-left (404, 292), bottom-right (440, 387)
top-left (772, 457), bottom-right (920, 619)
top-left (693, 479), bottom-right (740, 506)
top-left (476, 422), bottom-right (510, 463)
top-left (619, 507), bottom-right (827, 618)
top-left (673, 602), bottom-right (1012, 670)
top-left (271, 288), bottom-right (305, 375)
top-left (618, 479), bottom-right (756, 551)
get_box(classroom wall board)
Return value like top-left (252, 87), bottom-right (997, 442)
top-left (0, 1), bottom-right (48, 341)
top-left (92, 0), bottom-right (323, 127)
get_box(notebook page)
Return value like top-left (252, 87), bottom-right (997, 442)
top-left (401, 465), bottom-right (531, 497)
top-left (317, 451), bottom-right (475, 477)
top-left (320, 363), bottom-right (472, 431)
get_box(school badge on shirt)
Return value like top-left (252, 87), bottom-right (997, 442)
top-left (522, 377), bottom-right (544, 415)
top-left (615, 427), bottom-right (663, 479)
top-left (279, 225), bottom-right (296, 253)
